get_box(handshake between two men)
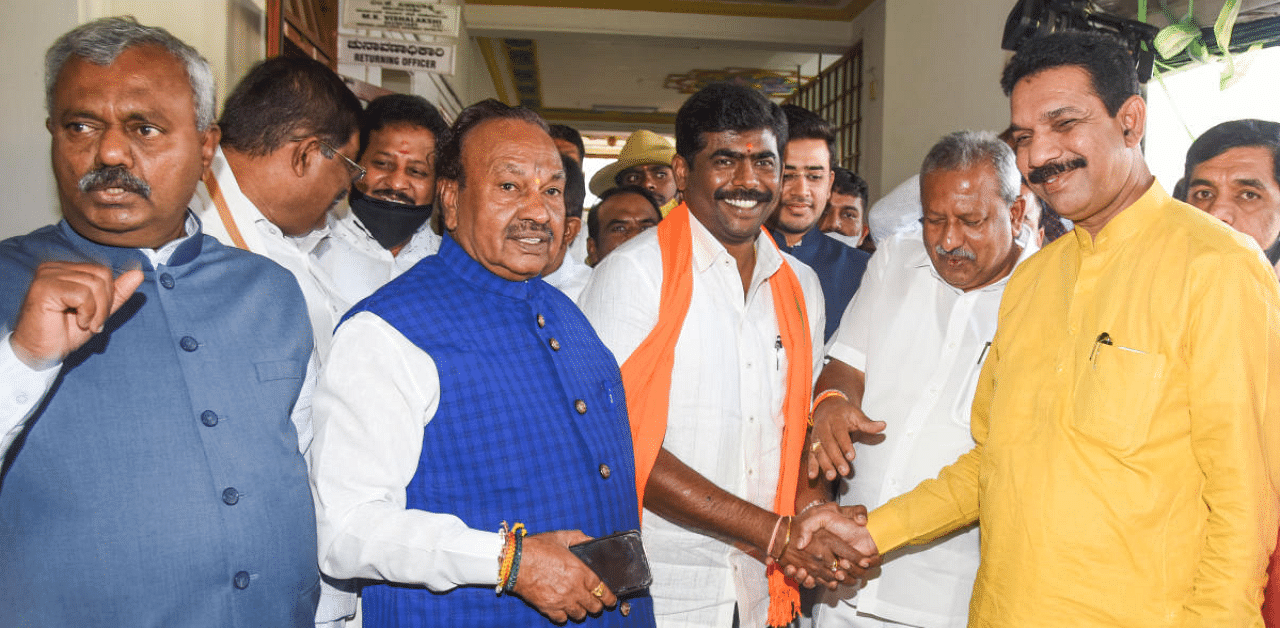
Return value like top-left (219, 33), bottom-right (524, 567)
top-left (783, 358), bottom-right (892, 590)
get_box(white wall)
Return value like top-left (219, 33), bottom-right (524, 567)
top-left (848, 0), bottom-right (886, 200)
top-left (0, 0), bottom-right (79, 239)
top-left (877, 0), bottom-right (1014, 197)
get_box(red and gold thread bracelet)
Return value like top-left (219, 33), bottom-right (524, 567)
top-left (503, 525), bottom-right (527, 592)
top-left (496, 521), bottom-right (525, 594)
top-left (809, 389), bottom-right (849, 426)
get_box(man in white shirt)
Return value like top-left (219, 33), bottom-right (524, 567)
top-left (804, 131), bottom-right (1033, 628)
top-left (579, 82), bottom-right (877, 628)
top-left (542, 154), bottom-right (592, 300)
top-left (190, 55), bottom-right (362, 357)
top-left (314, 94), bottom-right (448, 307)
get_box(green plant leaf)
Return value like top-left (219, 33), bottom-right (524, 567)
top-left (1215, 0), bottom-right (1241, 87)
top-left (1154, 20), bottom-right (1200, 58)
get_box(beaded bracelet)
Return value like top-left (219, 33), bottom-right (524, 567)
top-left (809, 389), bottom-right (849, 426)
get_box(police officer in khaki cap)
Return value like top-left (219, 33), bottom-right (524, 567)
top-left (589, 130), bottom-right (680, 214)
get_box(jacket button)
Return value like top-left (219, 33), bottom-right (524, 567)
top-left (233, 571), bottom-right (250, 589)
top-left (549, 338), bottom-right (560, 351)
top-left (598, 464), bottom-right (611, 479)
top-left (159, 273), bottom-right (175, 289)
top-left (222, 487), bottom-right (240, 505)
top-left (575, 399), bottom-right (587, 414)
top-left (537, 314), bottom-right (546, 328)
top-left (620, 601), bottom-right (631, 616)
top-left (200, 410), bottom-right (219, 427)
top-left (179, 336), bottom-right (199, 352)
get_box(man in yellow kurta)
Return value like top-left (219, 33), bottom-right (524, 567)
top-left (829, 31), bottom-right (1280, 628)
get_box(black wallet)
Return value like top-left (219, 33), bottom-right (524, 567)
top-left (568, 530), bottom-right (652, 597)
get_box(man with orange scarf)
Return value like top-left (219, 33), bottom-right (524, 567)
top-left (579, 82), bottom-right (878, 628)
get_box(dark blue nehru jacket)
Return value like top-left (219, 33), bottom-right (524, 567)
top-left (770, 227), bottom-right (870, 342)
top-left (0, 219), bottom-right (318, 627)
top-left (347, 234), bottom-right (654, 628)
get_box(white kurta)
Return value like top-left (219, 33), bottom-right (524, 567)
top-left (191, 147), bottom-right (344, 358)
top-left (578, 216), bottom-right (825, 628)
top-left (312, 204), bottom-right (441, 312)
top-left (814, 225), bottom-right (1035, 628)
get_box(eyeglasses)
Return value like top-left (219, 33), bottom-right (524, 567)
top-left (315, 138), bottom-right (366, 185)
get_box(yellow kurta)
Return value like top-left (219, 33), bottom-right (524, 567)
top-left (866, 182), bottom-right (1280, 627)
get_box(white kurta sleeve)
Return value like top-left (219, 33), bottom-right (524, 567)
top-left (310, 312), bottom-right (503, 590)
top-left (0, 333), bottom-right (62, 458)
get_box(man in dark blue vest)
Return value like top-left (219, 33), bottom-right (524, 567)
top-left (767, 105), bottom-right (870, 342)
top-left (309, 99), bottom-right (655, 628)
top-left (0, 17), bottom-right (318, 627)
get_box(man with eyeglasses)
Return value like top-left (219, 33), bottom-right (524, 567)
top-left (313, 94), bottom-right (450, 309)
top-left (191, 55), bottom-right (362, 359)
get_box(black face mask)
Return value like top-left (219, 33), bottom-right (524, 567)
top-left (348, 187), bottom-right (433, 250)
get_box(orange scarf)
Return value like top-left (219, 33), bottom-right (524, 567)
top-left (619, 203), bottom-right (812, 627)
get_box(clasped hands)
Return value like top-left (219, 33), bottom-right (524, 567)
top-left (767, 390), bottom-right (887, 589)
top-left (769, 502), bottom-right (880, 589)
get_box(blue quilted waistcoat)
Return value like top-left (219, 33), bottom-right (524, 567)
top-left (0, 219), bottom-right (318, 628)
top-left (348, 234), bottom-right (654, 628)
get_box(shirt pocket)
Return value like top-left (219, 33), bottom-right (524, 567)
top-left (1072, 342), bottom-right (1167, 453)
top-left (255, 358), bottom-right (305, 382)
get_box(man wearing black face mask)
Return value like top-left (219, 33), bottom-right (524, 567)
top-left (315, 94), bottom-right (449, 308)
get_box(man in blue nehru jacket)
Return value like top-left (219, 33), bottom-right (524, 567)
top-left (0, 17), bottom-right (318, 627)
top-left (310, 100), bottom-right (655, 628)
top-left (767, 105), bottom-right (869, 342)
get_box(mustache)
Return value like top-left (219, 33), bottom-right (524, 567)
top-left (934, 244), bottom-right (976, 261)
top-left (78, 165), bottom-right (151, 199)
top-left (369, 188), bottom-right (415, 205)
top-left (506, 219), bottom-right (553, 241)
top-left (714, 188), bottom-right (774, 204)
top-left (1027, 157), bottom-right (1087, 185)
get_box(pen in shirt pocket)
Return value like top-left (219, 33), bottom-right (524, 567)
top-left (775, 335), bottom-right (783, 370)
top-left (1090, 332), bottom-right (1145, 364)
top-left (976, 341), bottom-right (992, 366)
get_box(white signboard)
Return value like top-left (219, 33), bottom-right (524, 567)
top-left (343, 1), bottom-right (461, 37)
top-left (339, 35), bottom-right (456, 75)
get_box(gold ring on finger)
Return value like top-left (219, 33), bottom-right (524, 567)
top-left (810, 441), bottom-right (822, 453)
top-left (592, 583), bottom-right (605, 598)
top-left (830, 560), bottom-right (840, 572)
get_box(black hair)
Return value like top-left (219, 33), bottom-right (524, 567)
top-left (358, 93), bottom-right (448, 161)
top-left (587, 185), bottom-right (662, 242)
top-left (219, 56), bottom-right (362, 156)
top-left (831, 167), bottom-right (868, 206)
top-left (1000, 30), bottom-right (1140, 117)
top-left (674, 82), bottom-right (788, 168)
top-left (549, 124), bottom-right (585, 163)
top-left (1172, 177), bottom-right (1189, 202)
top-left (1184, 119), bottom-right (1280, 189)
top-left (781, 104), bottom-right (836, 167)
top-left (435, 99), bottom-right (549, 187)
top-left (561, 153), bottom-right (585, 219)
